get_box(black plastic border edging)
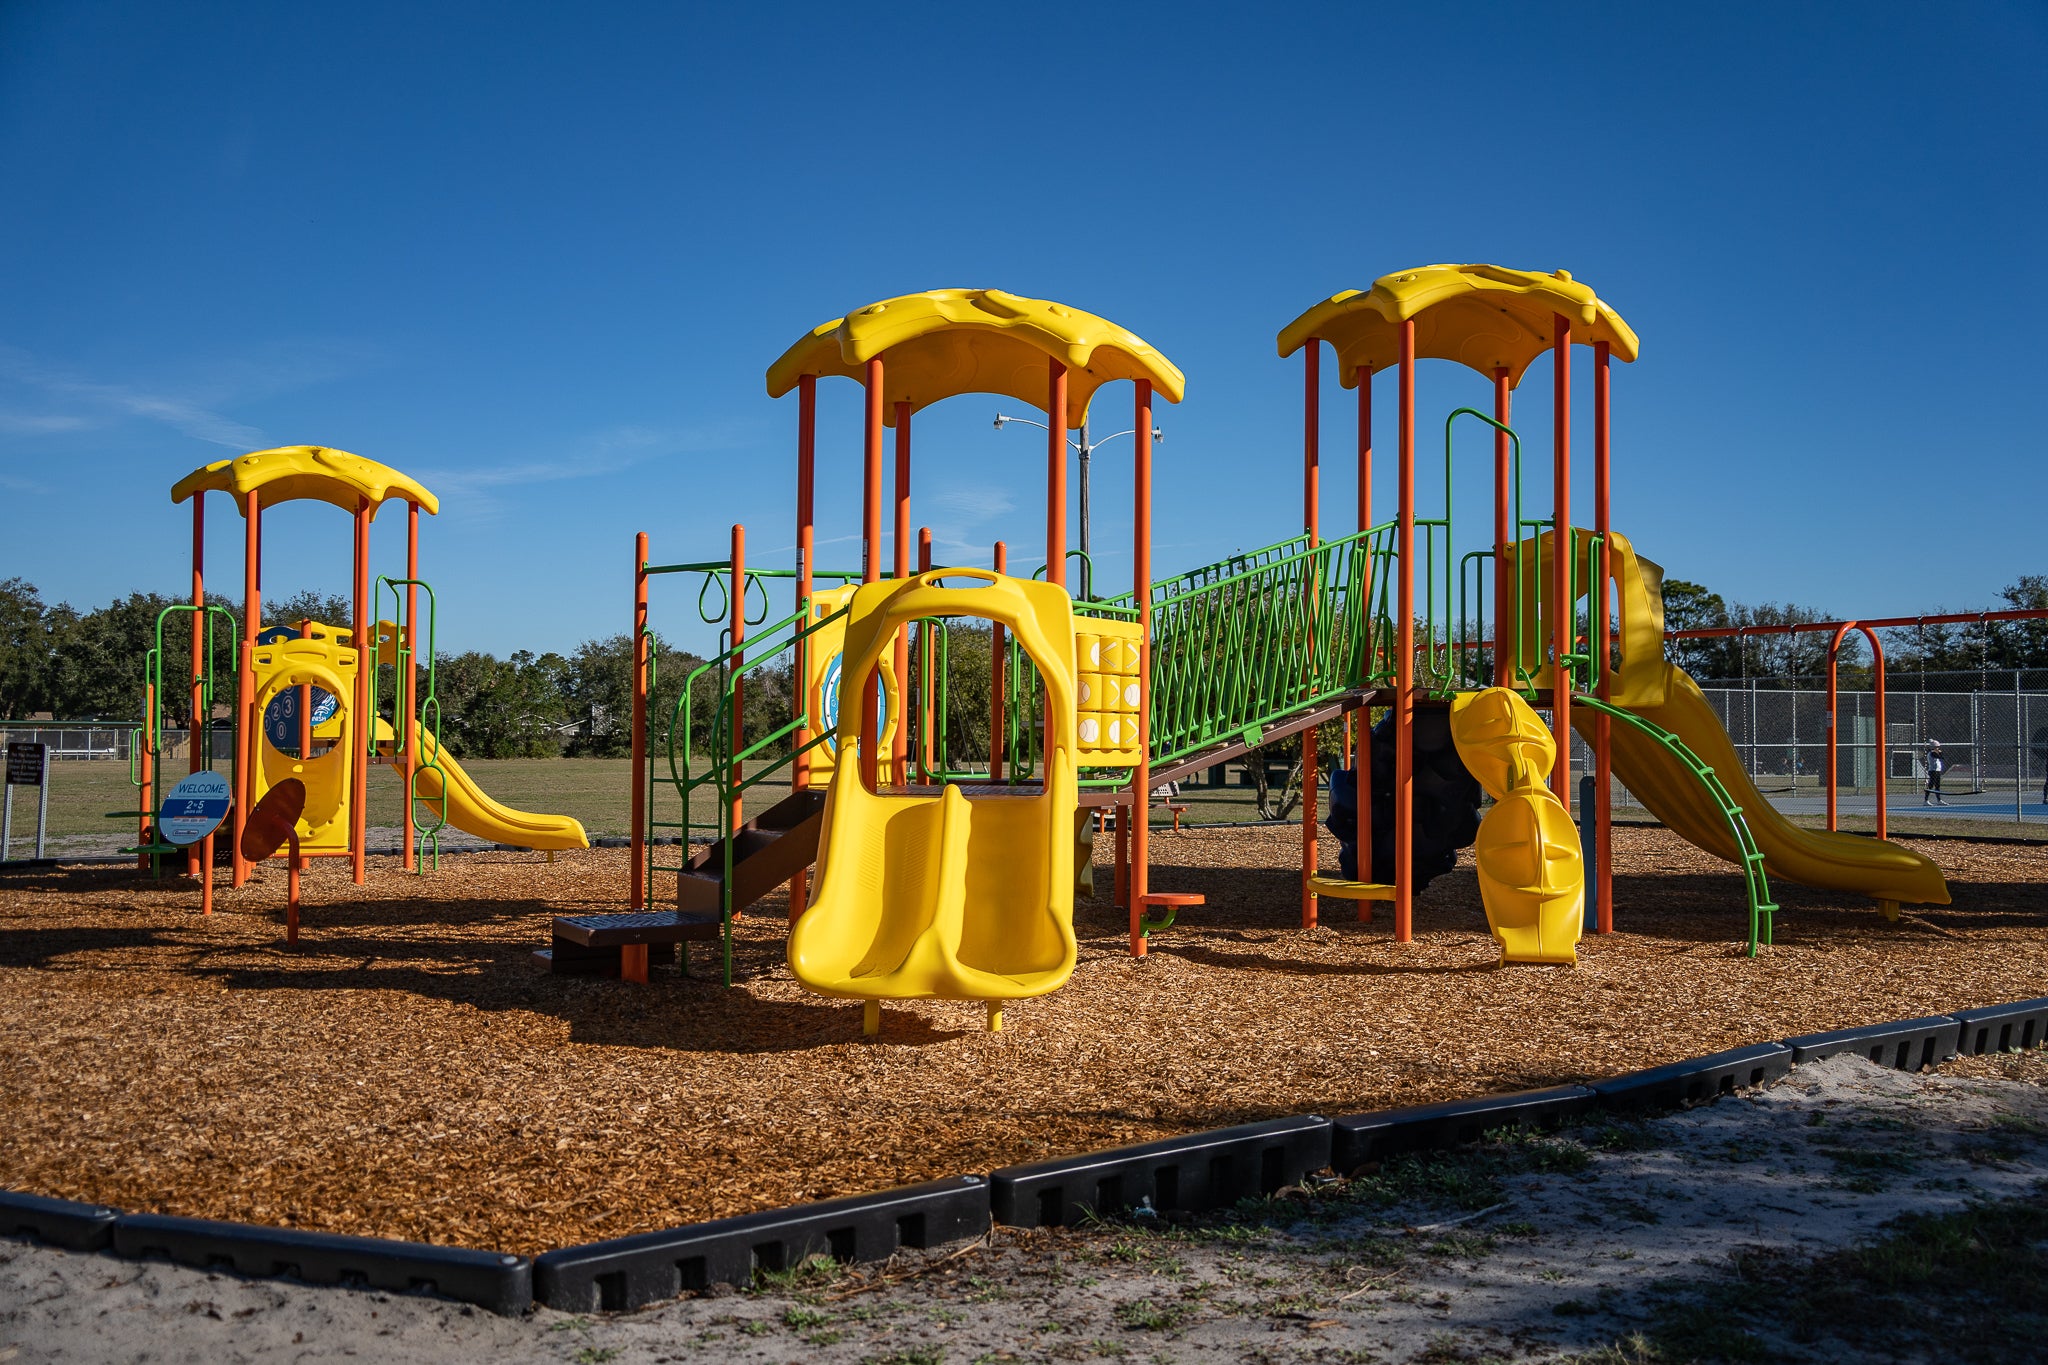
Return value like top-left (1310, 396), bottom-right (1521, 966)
top-left (988, 1115), bottom-right (1330, 1230)
top-left (1783, 1015), bottom-right (1962, 1070)
top-left (533, 1175), bottom-right (987, 1313)
top-left (1330, 1085), bottom-right (1595, 1174)
top-left (110, 1214), bottom-right (531, 1316)
top-left (0, 1189), bottom-right (118, 1251)
top-left (1954, 995), bottom-right (2048, 1056)
top-left (1589, 1041), bottom-right (1794, 1110)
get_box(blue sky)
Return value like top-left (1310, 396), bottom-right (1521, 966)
top-left (2, 2), bottom-right (2042, 657)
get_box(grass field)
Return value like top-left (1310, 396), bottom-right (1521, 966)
top-left (18, 756), bottom-right (2043, 858)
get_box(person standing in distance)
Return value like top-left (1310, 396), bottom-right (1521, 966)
top-left (1923, 738), bottom-right (1947, 806)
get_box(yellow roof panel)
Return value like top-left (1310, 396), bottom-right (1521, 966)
top-left (171, 445), bottom-right (439, 517)
top-left (1277, 265), bottom-right (1638, 389)
top-left (766, 289), bottom-right (1184, 426)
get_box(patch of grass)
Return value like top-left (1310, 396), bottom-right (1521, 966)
top-left (1582, 1120), bottom-right (1664, 1152)
top-left (807, 1329), bottom-right (847, 1346)
top-left (1494, 1220), bottom-right (1538, 1237)
top-left (1553, 1298), bottom-right (1599, 1317)
top-left (1115, 1298), bottom-right (1191, 1331)
top-left (783, 1305), bottom-right (832, 1328)
top-left (1427, 1230), bottom-right (1497, 1259)
top-left (1599, 1186), bottom-right (2048, 1362)
top-left (739, 1319), bottom-right (773, 1337)
top-left (752, 1252), bottom-right (841, 1293)
top-left (865, 1350), bottom-right (944, 1365)
top-left (573, 1349), bottom-right (622, 1365)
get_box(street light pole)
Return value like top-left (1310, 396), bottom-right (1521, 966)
top-left (994, 411), bottom-right (1160, 602)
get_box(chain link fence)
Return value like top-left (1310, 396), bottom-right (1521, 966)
top-left (1570, 669), bottom-right (2048, 836)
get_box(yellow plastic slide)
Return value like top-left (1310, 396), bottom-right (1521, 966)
top-left (410, 726), bottom-right (589, 851)
top-left (1451, 688), bottom-right (1585, 965)
top-left (1574, 669), bottom-right (1948, 906)
top-left (1510, 527), bottom-right (1948, 908)
top-left (788, 569), bottom-right (1079, 1031)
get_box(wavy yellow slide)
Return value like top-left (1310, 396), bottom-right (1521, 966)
top-left (1577, 667), bottom-right (1947, 906)
top-left (410, 727), bottom-right (589, 851)
top-left (1513, 529), bottom-right (1947, 909)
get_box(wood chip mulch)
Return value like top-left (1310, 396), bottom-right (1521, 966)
top-left (1, 825), bottom-right (2043, 1255)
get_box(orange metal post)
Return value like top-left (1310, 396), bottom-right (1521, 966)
top-left (1301, 340), bottom-right (1320, 930)
top-left (729, 523), bottom-right (746, 840)
top-left (1551, 315), bottom-right (1573, 810)
top-left (917, 526), bottom-right (934, 783)
top-left (1592, 342), bottom-right (1614, 933)
top-left (233, 489), bottom-right (261, 886)
top-left (350, 500), bottom-right (369, 883)
top-left (403, 501), bottom-right (420, 871)
top-left (789, 374), bottom-right (816, 921)
top-left (893, 402), bottom-right (913, 777)
top-left (1394, 320), bottom-right (1416, 942)
top-left (630, 531), bottom-right (649, 909)
top-left (1130, 378), bottom-right (1154, 955)
top-left (861, 358), bottom-right (884, 791)
top-left (297, 618), bottom-right (312, 902)
top-left (1492, 367), bottom-right (1512, 683)
top-left (190, 498), bottom-right (211, 903)
top-left (1046, 362), bottom-right (1068, 589)
top-left (1356, 364), bottom-right (1372, 896)
top-left (139, 681), bottom-right (155, 873)
top-left (1826, 623), bottom-right (1889, 840)
top-left (990, 541), bottom-right (1007, 782)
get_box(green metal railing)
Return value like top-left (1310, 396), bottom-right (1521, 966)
top-left (125, 604), bottom-right (239, 868)
top-left (1573, 694), bottom-right (1778, 956)
top-left (372, 577), bottom-right (443, 872)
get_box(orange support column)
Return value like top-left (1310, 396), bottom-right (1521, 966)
top-left (350, 499), bottom-right (370, 883)
top-left (1592, 341), bottom-right (1614, 933)
top-left (1356, 364), bottom-right (1372, 897)
top-left (1551, 316), bottom-right (1573, 811)
top-left (729, 523), bottom-right (746, 842)
top-left (789, 375), bottom-right (816, 921)
top-left (630, 531), bottom-right (649, 910)
top-left (917, 526), bottom-right (934, 782)
top-left (233, 489), bottom-right (261, 887)
top-left (1130, 378), bottom-right (1154, 955)
top-left (402, 501), bottom-right (420, 872)
top-left (990, 541), bottom-right (1007, 782)
top-left (189, 497), bottom-right (210, 903)
top-left (1046, 362), bottom-right (1068, 590)
top-left (1301, 338), bottom-right (1320, 930)
top-left (1394, 320), bottom-right (1416, 943)
top-left (1826, 623), bottom-right (1889, 840)
top-left (893, 402), bottom-right (913, 777)
top-left (860, 357), bottom-right (884, 791)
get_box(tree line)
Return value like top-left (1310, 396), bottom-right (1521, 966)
top-left (0, 576), bottom-right (1001, 764)
top-left (6, 572), bottom-right (2045, 766)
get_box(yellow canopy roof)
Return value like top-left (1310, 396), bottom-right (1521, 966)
top-left (171, 446), bottom-right (440, 517)
top-left (1276, 265), bottom-right (1638, 389)
top-left (766, 289), bottom-right (1185, 426)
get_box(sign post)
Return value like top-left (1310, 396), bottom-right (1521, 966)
top-left (3, 742), bottom-right (50, 861)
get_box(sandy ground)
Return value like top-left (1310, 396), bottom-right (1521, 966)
top-left (6, 1049), bottom-right (2048, 1363)
top-left (2, 828), bottom-right (2045, 1255)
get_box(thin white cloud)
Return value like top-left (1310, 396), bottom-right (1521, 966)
top-left (930, 485), bottom-right (1017, 526)
top-left (415, 420), bottom-right (762, 499)
top-left (0, 341), bottom-right (382, 451)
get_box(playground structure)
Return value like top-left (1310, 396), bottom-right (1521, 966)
top-left (557, 266), bottom-right (1951, 1022)
top-left (131, 446), bottom-right (587, 921)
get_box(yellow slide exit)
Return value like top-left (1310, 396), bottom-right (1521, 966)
top-left (788, 569), bottom-right (1080, 1032)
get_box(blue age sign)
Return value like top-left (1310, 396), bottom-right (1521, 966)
top-left (263, 687), bottom-right (338, 750)
top-left (819, 652), bottom-right (889, 754)
top-left (159, 770), bottom-right (232, 846)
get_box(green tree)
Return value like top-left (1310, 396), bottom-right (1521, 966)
top-left (0, 578), bottom-right (50, 716)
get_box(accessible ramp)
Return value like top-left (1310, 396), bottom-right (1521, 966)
top-left (789, 570), bottom-right (1079, 1031)
top-left (409, 726), bottom-right (589, 851)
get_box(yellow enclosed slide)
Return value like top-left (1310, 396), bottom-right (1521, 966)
top-left (789, 569), bottom-right (1080, 1033)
